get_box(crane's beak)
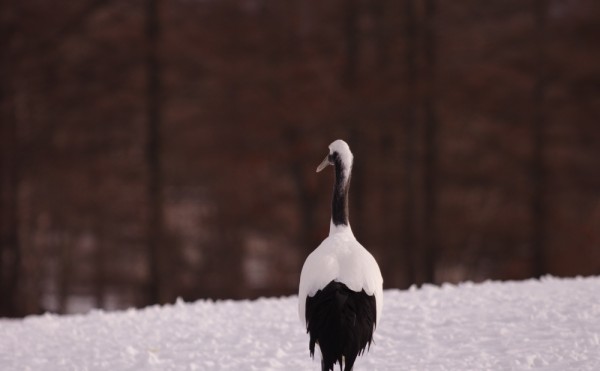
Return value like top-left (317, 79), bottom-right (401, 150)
top-left (316, 155), bottom-right (331, 173)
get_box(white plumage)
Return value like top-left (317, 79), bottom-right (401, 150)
top-left (298, 139), bottom-right (383, 371)
top-left (298, 228), bottom-right (384, 326)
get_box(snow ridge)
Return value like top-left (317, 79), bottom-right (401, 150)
top-left (1, 276), bottom-right (600, 370)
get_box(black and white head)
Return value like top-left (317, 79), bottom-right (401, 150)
top-left (316, 139), bottom-right (354, 180)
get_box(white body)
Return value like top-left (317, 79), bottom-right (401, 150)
top-left (298, 224), bottom-right (383, 327)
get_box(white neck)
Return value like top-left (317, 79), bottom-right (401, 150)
top-left (329, 220), bottom-right (354, 236)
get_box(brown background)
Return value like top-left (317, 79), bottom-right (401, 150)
top-left (1, 0), bottom-right (599, 317)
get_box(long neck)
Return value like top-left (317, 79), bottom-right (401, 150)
top-left (330, 158), bottom-right (351, 229)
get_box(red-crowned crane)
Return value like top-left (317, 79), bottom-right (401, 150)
top-left (298, 139), bottom-right (383, 371)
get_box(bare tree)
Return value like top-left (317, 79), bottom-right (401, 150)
top-left (145, 0), bottom-right (165, 304)
top-left (58, 233), bottom-right (73, 314)
top-left (531, 0), bottom-right (547, 278)
top-left (0, 65), bottom-right (21, 317)
top-left (401, 0), bottom-right (417, 287)
top-left (94, 226), bottom-right (106, 308)
top-left (0, 7), bottom-right (21, 316)
top-left (422, 0), bottom-right (438, 284)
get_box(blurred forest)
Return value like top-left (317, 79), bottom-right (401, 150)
top-left (1, 0), bottom-right (599, 317)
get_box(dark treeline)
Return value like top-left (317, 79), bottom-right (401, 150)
top-left (1, 0), bottom-right (599, 317)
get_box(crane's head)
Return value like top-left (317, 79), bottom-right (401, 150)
top-left (316, 139), bottom-right (354, 174)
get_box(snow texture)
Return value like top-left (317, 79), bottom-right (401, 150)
top-left (298, 226), bottom-right (384, 327)
top-left (2, 276), bottom-right (600, 370)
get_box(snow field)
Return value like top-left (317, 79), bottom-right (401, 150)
top-left (1, 276), bottom-right (599, 370)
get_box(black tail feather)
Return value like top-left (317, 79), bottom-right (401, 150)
top-left (306, 281), bottom-right (377, 371)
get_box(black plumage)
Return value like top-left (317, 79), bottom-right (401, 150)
top-left (305, 280), bottom-right (377, 371)
top-left (300, 140), bottom-right (382, 370)
top-left (330, 152), bottom-right (351, 227)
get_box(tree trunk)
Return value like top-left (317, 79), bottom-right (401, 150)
top-left (94, 229), bottom-right (106, 308)
top-left (145, 0), bottom-right (164, 305)
top-left (58, 234), bottom-right (72, 314)
top-left (0, 14), bottom-right (21, 316)
top-left (422, 0), bottom-right (438, 284)
top-left (401, 0), bottom-right (417, 287)
top-left (531, 0), bottom-right (547, 278)
top-left (0, 83), bottom-right (21, 317)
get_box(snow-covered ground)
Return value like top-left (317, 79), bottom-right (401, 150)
top-left (1, 276), bottom-right (599, 370)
